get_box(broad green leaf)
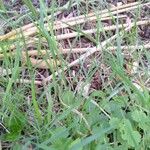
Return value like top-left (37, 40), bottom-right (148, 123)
top-left (131, 109), bottom-right (150, 130)
top-left (104, 101), bottom-right (123, 118)
top-left (119, 119), bottom-right (141, 147)
top-left (90, 90), bottom-right (106, 99)
top-left (131, 110), bottom-right (147, 123)
top-left (2, 113), bottom-right (26, 141)
top-left (109, 117), bottom-right (120, 128)
top-left (71, 126), bottom-right (113, 150)
top-left (69, 138), bottom-right (82, 150)
top-left (62, 90), bottom-right (75, 105)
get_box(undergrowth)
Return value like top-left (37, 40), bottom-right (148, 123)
top-left (0, 0), bottom-right (150, 149)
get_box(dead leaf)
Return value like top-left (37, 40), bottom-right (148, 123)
top-left (0, 67), bottom-right (12, 76)
top-left (76, 81), bottom-right (91, 98)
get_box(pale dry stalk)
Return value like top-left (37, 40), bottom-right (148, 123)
top-left (1, 1), bottom-right (146, 41)
top-left (43, 25), bottom-right (134, 83)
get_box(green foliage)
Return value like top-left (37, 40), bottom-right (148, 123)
top-left (0, 0), bottom-right (6, 11)
top-left (0, 0), bottom-right (150, 149)
top-left (2, 112), bottom-right (26, 141)
top-left (119, 119), bottom-right (141, 148)
top-left (62, 90), bottom-right (75, 105)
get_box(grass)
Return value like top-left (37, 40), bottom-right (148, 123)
top-left (0, 0), bottom-right (150, 149)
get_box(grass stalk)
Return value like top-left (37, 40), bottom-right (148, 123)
top-left (0, 43), bottom-right (149, 59)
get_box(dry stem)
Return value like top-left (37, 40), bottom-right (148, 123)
top-left (16, 79), bottom-right (42, 85)
top-left (22, 57), bottom-right (60, 69)
top-left (0, 19), bottom-right (149, 55)
top-left (43, 25), bottom-right (133, 83)
top-left (1, 1), bottom-right (147, 41)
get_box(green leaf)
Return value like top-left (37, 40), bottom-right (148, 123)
top-left (131, 109), bottom-right (150, 130)
top-left (131, 110), bottom-right (147, 123)
top-left (119, 119), bottom-right (141, 147)
top-left (62, 90), bottom-right (75, 105)
top-left (2, 113), bottom-right (26, 141)
top-left (31, 79), bottom-right (42, 122)
top-left (0, 0), bottom-right (6, 11)
top-left (113, 95), bottom-right (128, 107)
top-left (109, 117), bottom-right (120, 129)
top-left (70, 126), bottom-right (113, 150)
top-left (69, 139), bottom-right (82, 150)
top-left (104, 101), bottom-right (123, 118)
top-left (3, 131), bottom-right (21, 141)
top-left (90, 90), bottom-right (106, 99)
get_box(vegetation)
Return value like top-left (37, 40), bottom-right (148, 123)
top-left (0, 0), bottom-right (150, 149)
